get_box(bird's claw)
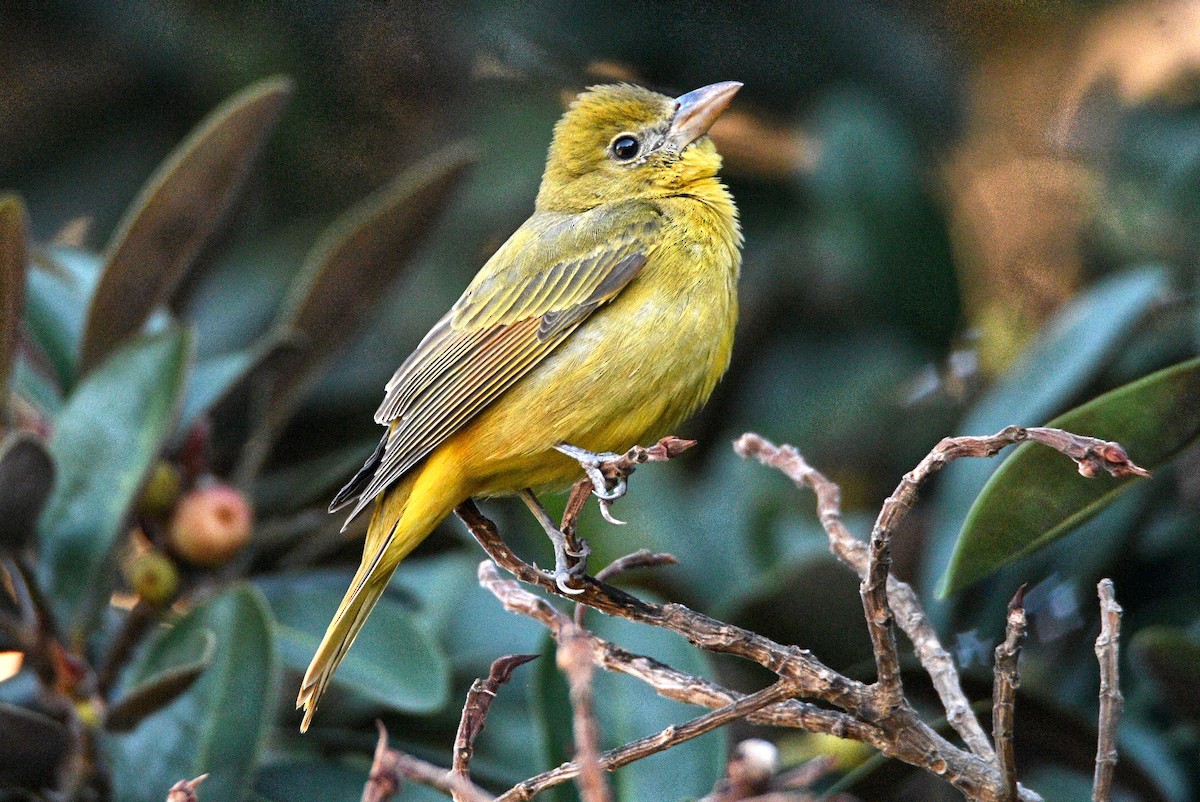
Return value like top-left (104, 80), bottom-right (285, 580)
top-left (555, 443), bottom-right (627, 506)
top-left (598, 499), bottom-right (626, 526)
top-left (549, 546), bottom-right (588, 595)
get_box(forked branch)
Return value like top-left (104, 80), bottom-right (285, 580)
top-left (368, 426), bottom-right (1137, 802)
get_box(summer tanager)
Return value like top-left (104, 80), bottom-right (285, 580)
top-left (299, 81), bottom-right (743, 731)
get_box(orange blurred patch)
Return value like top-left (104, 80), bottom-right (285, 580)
top-left (710, 110), bottom-right (819, 179)
top-left (0, 651), bottom-right (23, 682)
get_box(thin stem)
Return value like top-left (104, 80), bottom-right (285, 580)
top-left (558, 626), bottom-right (613, 802)
top-left (992, 587), bottom-right (1027, 801)
top-left (496, 681), bottom-right (800, 802)
top-left (452, 654), bottom-right (538, 791)
top-left (1092, 580), bottom-right (1123, 802)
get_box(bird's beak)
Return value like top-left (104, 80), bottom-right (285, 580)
top-left (667, 81), bottom-right (743, 152)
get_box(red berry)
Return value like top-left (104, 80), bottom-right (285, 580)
top-left (168, 485), bottom-right (253, 568)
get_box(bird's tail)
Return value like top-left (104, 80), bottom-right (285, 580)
top-left (297, 474), bottom-right (424, 732)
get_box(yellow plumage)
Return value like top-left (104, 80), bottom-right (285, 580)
top-left (298, 81), bottom-right (743, 731)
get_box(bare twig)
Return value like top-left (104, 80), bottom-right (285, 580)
top-left (362, 722), bottom-right (403, 802)
top-left (594, 550), bottom-right (679, 584)
top-left (736, 427), bottom-right (1149, 763)
top-left (166, 774), bottom-right (208, 802)
top-left (575, 550), bottom-right (678, 627)
top-left (992, 587), bottom-right (1027, 802)
top-left (598, 436), bottom-right (697, 479)
top-left (479, 561), bottom-right (882, 746)
top-left (464, 512), bottom-right (999, 800)
top-left (734, 434), bottom-right (996, 761)
top-left (863, 514), bottom-right (903, 715)
top-left (560, 478), bottom-right (593, 543)
top-left (1092, 580), bottom-right (1123, 802)
top-left (558, 626), bottom-right (613, 802)
top-left (364, 722), bottom-right (493, 802)
top-left (458, 501), bottom-right (871, 713)
top-left (453, 655), bottom-right (538, 788)
top-left (496, 680), bottom-right (800, 802)
top-left (459, 426), bottom-right (1137, 802)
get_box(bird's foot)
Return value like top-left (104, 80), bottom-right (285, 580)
top-left (547, 539), bottom-right (589, 595)
top-left (520, 488), bottom-right (588, 594)
top-left (555, 443), bottom-right (630, 525)
top-left (555, 444), bottom-right (626, 500)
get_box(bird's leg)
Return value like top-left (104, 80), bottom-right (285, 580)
top-left (554, 443), bottom-right (628, 525)
top-left (518, 489), bottom-right (589, 595)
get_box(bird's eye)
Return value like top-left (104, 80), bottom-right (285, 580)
top-left (610, 134), bottom-right (640, 161)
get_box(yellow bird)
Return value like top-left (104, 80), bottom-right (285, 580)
top-left (298, 80), bottom-right (743, 731)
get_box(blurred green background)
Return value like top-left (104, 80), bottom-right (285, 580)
top-left (2, 1), bottom-right (1200, 801)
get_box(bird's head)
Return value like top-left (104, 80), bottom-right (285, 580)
top-left (536, 81), bottom-right (742, 213)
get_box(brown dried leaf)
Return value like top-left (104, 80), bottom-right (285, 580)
top-left (0, 702), bottom-right (68, 791)
top-left (0, 195), bottom-right (29, 423)
top-left (79, 76), bottom-right (294, 373)
top-left (0, 432), bottom-right (55, 551)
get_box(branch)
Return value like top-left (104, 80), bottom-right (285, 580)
top-left (733, 434), bottom-right (996, 761)
top-left (466, 524), bottom-right (999, 800)
top-left (458, 501), bottom-right (871, 713)
top-left (496, 680), bottom-right (801, 802)
top-left (558, 625), bottom-right (613, 802)
top-left (1092, 580), bottom-right (1123, 802)
top-left (992, 587), bottom-right (1027, 802)
top-left (461, 425), bottom-right (1139, 802)
top-left (863, 511), bottom-right (903, 715)
top-left (452, 655), bottom-right (538, 789)
top-left (166, 774), bottom-right (208, 802)
top-left (363, 722), bottom-right (493, 802)
top-left (478, 561), bottom-right (883, 745)
top-left (735, 426), bottom-right (1149, 763)
top-left (576, 549), bottom-right (678, 627)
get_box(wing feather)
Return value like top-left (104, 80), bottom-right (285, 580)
top-left (335, 202), bottom-right (661, 524)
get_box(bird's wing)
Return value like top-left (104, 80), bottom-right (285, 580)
top-left (331, 202), bottom-right (661, 524)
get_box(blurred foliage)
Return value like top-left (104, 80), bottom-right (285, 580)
top-left (2, 2), bottom-right (1200, 801)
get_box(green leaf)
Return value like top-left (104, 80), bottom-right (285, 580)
top-left (257, 571), bottom-right (450, 718)
top-left (24, 247), bottom-right (103, 390)
top-left (531, 592), bottom-right (725, 802)
top-left (37, 329), bottom-right (191, 641)
top-left (176, 337), bottom-right (296, 440)
top-left (392, 552), bottom-right (546, 676)
top-left (12, 357), bottom-right (63, 416)
top-left (1132, 625), bottom-right (1200, 726)
top-left (237, 144), bottom-right (474, 479)
top-left (104, 629), bottom-right (216, 733)
top-left (923, 267), bottom-right (1171, 607)
top-left (254, 758), bottom-right (448, 802)
top-left (104, 585), bottom-right (277, 802)
top-left (251, 436), bottom-right (380, 516)
top-left (177, 348), bottom-right (256, 436)
top-left (79, 77), bottom-right (293, 373)
top-left (0, 194), bottom-right (29, 423)
top-left (940, 357), bottom-right (1200, 596)
top-left (0, 432), bottom-right (55, 551)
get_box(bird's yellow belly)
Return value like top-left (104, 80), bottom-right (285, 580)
top-left (446, 254), bottom-right (737, 497)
